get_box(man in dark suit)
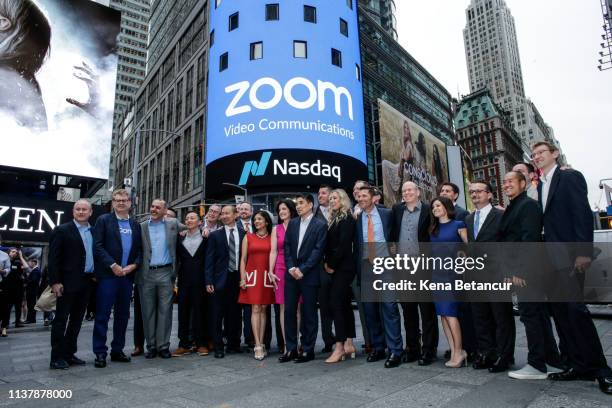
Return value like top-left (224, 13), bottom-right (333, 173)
top-left (205, 205), bottom-right (245, 358)
top-left (92, 189), bottom-right (143, 368)
top-left (532, 142), bottom-right (612, 394)
top-left (280, 194), bottom-right (327, 363)
top-left (390, 181), bottom-right (438, 365)
top-left (19, 252), bottom-right (41, 324)
top-left (465, 180), bottom-right (515, 373)
top-left (499, 172), bottom-right (562, 381)
top-left (48, 199), bottom-right (96, 369)
top-left (440, 182), bottom-right (469, 221)
top-left (313, 184), bottom-right (335, 353)
top-left (357, 186), bottom-right (404, 368)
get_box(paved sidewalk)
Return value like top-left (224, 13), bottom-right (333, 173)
top-left (0, 308), bottom-right (611, 408)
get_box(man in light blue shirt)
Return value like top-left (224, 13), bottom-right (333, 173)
top-left (137, 199), bottom-right (181, 359)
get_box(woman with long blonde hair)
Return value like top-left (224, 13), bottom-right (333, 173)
top-left (323, 189), bottom-right (357, 363)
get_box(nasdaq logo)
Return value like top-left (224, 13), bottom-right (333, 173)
top-left (225, 76), bottom-right (354, 120)
top-left (238, 152), bottom-right (272, 185)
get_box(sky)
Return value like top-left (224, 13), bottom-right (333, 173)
top-left (395, 0), bottom-right (612, 210)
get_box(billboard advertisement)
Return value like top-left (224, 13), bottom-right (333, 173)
top-left (379, 99), bottom-right (448, 205)
top-left (206, 0), bottom-right (367, 195)
top-left (0, 0), bottom-right (121, 179)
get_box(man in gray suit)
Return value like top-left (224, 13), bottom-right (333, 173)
top-left (137, 199), bottom-right (182, 359)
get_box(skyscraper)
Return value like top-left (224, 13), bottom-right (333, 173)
top-left (359, 0), bottom-right (398, 39)
top-left (463, 0), bottom-right (529, 144)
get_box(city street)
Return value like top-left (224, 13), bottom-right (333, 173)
top-left (0, 308), bottom-right (611, 408)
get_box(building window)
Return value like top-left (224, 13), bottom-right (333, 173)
top-left (265, 3), bottom-right (279, 21)
top-left (210, 30), bottom-right (215, 46)
top-left (355, 64), bottom-right (361, 81)
top-left (294, 41), bottom-right (307, 58)
top-left (346, 0), bottom-right (352, 9)
top-left (340, 18), bottom-right (348, 36)
top-left (219, 52), bottom-right (228, 71)
top-left (215, 0), bottom-right (222, 8)
top-left (331, 48), bottom-right (342, 67)
top-left (304, 5), bottom-right (316, 23)
top-left (229, 12), bottom-right (239, 31)
top-left (250, 41), bottom-right (263, 60)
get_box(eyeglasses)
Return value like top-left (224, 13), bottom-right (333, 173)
top-left (530, 149), bottom-right (551, 159)
top-left (113, 199), bottom-right (130, 203)
top-left (468, 189), bottom-right (488, 194)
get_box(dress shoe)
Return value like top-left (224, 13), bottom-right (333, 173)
top-left (110, 351), bottom-right (131, 362)
top-left (214, 350), bottom-right (225, 358)
top-left (94, 354), bottom-right (106, 368)
top-left (402, 350), bottom-right (420, 363)
top-left (294, 351), bottom-right (315, 363)
top-left (418, 352), bottom-right (437, 366)
top-left (508, 364), bottom-right (547, 380)
top-left (364, 344), bottom-right (373, 355)
top-left (159, 349), bottom-right (172, 359)
top-left (548, 368), bottom-right (595, 381)
top-left (145, 349), bottom-right (157, 359)
top-left (131, 346), bottom-right (144, 357)
top-left (384, 353), bottom-right (402, 368)
top-left (366, 350), bottom-right (386, 363)
top-left (445, 351), bottom-right (468, 368)
top-left (14, 323), bottom-right (24, 328)
top-left (196, 346), bottom-right (210, 356)
top-left (488, 358), bottom-right (509, 373)
top-left (278, 350), bottom-right (298, 363)
top-left (321, 345), bottom-right (333, 353)
top-left (472, 355), bottom-right (494, 370)
top-left (172, 347), bottom-right (192, 357)
top-left (597, 376), bottom-right (612, 395)
top-left (50, 359), bottom-right (69, 370)
top-left (66, 355), bottom-right (86, 366)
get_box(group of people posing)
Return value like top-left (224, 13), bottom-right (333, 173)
top-left (44, 141), bottom-right (611, 395)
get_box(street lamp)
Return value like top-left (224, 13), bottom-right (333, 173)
top-left (222, 182), bottom-right (248, 202)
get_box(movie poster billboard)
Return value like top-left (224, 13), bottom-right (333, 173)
top-left (379, 99), bottom-right (448, 205)
top-left (0, 0), bottom-right (121, 180)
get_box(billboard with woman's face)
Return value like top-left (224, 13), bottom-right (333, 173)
top-left (0, 0), bottom-right (120, 179)
top-left (379, 99), bottom-right (449, 205)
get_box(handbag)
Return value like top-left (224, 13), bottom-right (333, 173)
top-left (35, 285), bottom-right (57, 312)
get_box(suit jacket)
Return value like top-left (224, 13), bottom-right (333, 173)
top-left (324, 215), bottom-right (356, 272)
top-left (390, 201), bottom-right (431, 243)
top-left (314, 205), bottom-right (329, 222)
top-left (48, 221), bottom-right (93, 292)
top-left (176, 233), bottom-right (207, 288)
top-left (465, 206), bottom-right (503, 243)
top-left (355, 206), bottom-right (393, 278)
top-left (136, 218), bottom-right (181, 284)
top-left (205, 226), bottom-right (245, 290)
top-left (455, 205), bottom-right (469, 222)
top-left (538, 168), bottom-right (593, 256)
top-left (93, 213), bottom-right (143, 280)
top-left (284, 215), bottom-right (328, 286)
top-left (498, 192), bottom-right (542, 243)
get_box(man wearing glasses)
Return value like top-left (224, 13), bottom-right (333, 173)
top-left (92, 189), bottom-right (142, 368)
top-left (531, 142), bottom-right (612, 394)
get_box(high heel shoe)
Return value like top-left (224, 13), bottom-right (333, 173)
top-left (325, 351), bottom-right (346, 364)
top-left (1, 328), bottom-right (7, 337)
top-left (254, 346), bottom-right (265, 361)
top-left (344, 347), bottom-right (357, 360)
top-left (445, 350), bottom-right (467, 368)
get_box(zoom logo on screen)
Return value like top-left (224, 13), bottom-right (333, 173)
top-left (238, 152), bottom-right (342, 186)
top-left (225, 77), bottom-right (354, 120)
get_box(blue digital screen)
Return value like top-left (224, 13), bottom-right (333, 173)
top-left (206, 0), bottom-right (367, 171)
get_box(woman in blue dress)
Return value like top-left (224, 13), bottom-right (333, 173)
top-left (429, 196), bottom-right (468, 368)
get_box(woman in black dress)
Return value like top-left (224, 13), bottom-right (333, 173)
top-left (323, 189), bottom-right (357, 363)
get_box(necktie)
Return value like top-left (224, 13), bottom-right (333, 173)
top-left (245, 222), bottom-right (251, 233)
top-left (367, 213), bottom-right (376, 263)
top-left (228, 228), bottom-right (236, 271)
top-left (474, 210), bottom-right (481, 239)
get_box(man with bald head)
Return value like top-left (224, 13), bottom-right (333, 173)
top-left (391, 181), bottom-right (438, 365)
top-left (137, 199), bottom-right (182, 359)
top-left (512, 162), bottom-right (539, 201)
top-left (48, 199), bottom-right (96, 369)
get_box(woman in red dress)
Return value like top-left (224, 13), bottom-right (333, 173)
top-left (239, 210), bottom-right (276, 360)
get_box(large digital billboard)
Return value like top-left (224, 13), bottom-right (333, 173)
top-left (379, 99), bottom-right (449, 205)
top-left (0, 0), bottom-right (121, 179)
top-left (206, 0), bottom-right (367, 195)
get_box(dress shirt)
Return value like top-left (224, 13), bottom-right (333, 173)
top-left (319, 205), bottom-right (329, 220)
top-left (240, 219), bottom-right (253, 233)
top-left (0, 250), bottom-right (10, 282)
top-left (361, 206), bottom-right (385, 243)
top-left (398, 202), bottom-right (421, 256)
top-left (473, 204), bottom-right (492, 239)
top-left (540, 165), bottom-right (558, 211)
top-left (73, 220), bottom-right (94, 273)
top-left (224, 225), bottom-right (240, 270)
top-left (182, 230), bottom-right (203, 257)
top-left (526, 182), bottom-right (539, 201)
top-left (148, 219), bottom-right (172, 267)
top-left (297, 213), bottom-right (314, 254)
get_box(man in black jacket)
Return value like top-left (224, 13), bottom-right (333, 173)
top-left (48, 199), bottom-right (96, 369)
top-left (391, 181), bottom-right (438, 365)
top-left (500, 172), bottom-right (562, 381)
top-left (465, 180), bottom-right (514, 373)
top-left (532, 142), bottom-right (612, 394)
